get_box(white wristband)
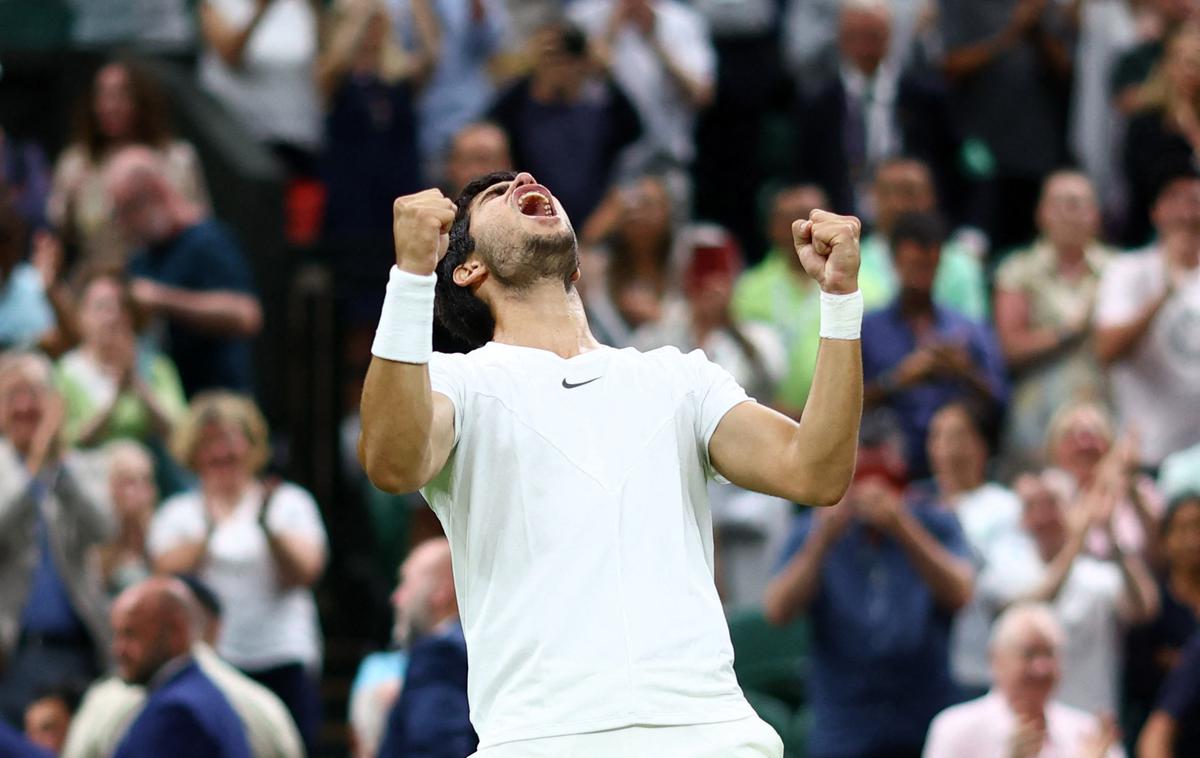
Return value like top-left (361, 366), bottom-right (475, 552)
top-left (819, 289), bottom-right (864, 340)
top-left (371, 266), bottom-right (437, 363)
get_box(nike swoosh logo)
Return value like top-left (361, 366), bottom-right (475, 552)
top-left (562, 377), bottom-right (601, 389)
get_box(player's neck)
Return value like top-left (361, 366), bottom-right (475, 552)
top-left (491, 281), bottom-right (602, 359)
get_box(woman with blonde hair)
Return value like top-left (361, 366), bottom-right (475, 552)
top-left (1123, 22), bottom-right (1200, 243)
top-left (147, 391), bottom-right (327, 752)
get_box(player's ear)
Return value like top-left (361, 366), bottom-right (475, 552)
top-left (569, 268), bottom-right (581, 284)
top-left (453, 260), bottom-right (488, 288)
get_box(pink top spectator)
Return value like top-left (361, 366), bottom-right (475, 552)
top-left (923, 692), bottom-right (1124, 758)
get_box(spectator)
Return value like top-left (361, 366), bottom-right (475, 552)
top-left (922, 400), bottom-right (1025, 696)
top-left (1112, 0), bottom-right (1199, 114)
top-left (857, 158), bottom-right (988, 322)
top-left (109, 577), bottom-right (250, 758)
top-left (981, 470), bottom-right (1159, 716)
top-left (764, 415), bottom-right (974, 758)
top-left (862, 212), bottom-right (1007, 479)
top-left (995, 171), bottom-right (1113, 464)
top-left (1124, 493), bottom-right (1200, 738)
top-left (632, 225), bottom-right (786, 402)
top-left (64, 574), bottom-right (303, 758)
top-left (397, 0), bottom-right (509, 177)
top-left (570, 0), bottom-right (715, 173)
top-left (442, 122), bottom-right (513, 199)
top-left (0, 719), bottom-right (52, 758)
top-left (56, 269), bottom-right (186, 449)
top-left (732, 184), bottom-right (832, 418)
top-left (347, 561), bottom-right (409, 758)
top-left (580, 174), bottom-right (686, 345)
top-left (104, 146), bottom-right (263, 397)
top-left (378, 538), bottom-right (476, 758)
top-left (1137, 629), bottom-right (1200, 758)
top-left (1159, 442), bottom-right (1200, 499)
top-left (0, 204), bottom-right (75, 356)
top-left (317, 0), bottom-right (439, 253)
top-left (23, 685), bottom-right (78, 755)
top-left (48, 59), bottom-right (210, 269)
top-left (0, 351), bottom-right (113, 727)
top-left (98, 441), bottom-right (158, 596)
top-left (1094, 172), bottom-right (1200, 468)
top-left (488, 21), bottom-right (642, 226)
top-left (923, 602), bottom-right (1123, 758)
top-left (1123, 24), bottom-right (1200, 245)
top-left (782, 0), bottom-right (933, 85)
top-left (148, 392), bottom-right (327, 752)
top-left (796, 2), bottom-right (958, 225)
top-left (938, 0), bottom-right (1075, 250)
top-left (1044, 403), bottom-right (1162, 560)
top-left (198, 0), bottom-right (322, 175)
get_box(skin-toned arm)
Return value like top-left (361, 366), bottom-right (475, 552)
top-left (763, 508), bottom-right (850, 625)
top-left (1094, 289), bottom-right (1171, 365)
top-left (200, 0), bottom-right (275, 69)
top-left (994, 288), bottom-right (1085, 369)
top-left (709, 211), bottom-right (863, 507)
top-left (153, 530), bottom-right (211, 575)
top-left (132, 279), bottom-right (263, 338)
top-left (263, 528), bottom-right (326, 588)
top-left (890, 508), bottom-right (975, 611)
top-left (358, 190), bottom-right (460, 494)
top-left (1137, 713), bottom-right (1176, 758)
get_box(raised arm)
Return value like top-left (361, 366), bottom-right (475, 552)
top-left (358, 190), bottom-right (460, 494)
top-left (130, 280), bottom-right (263, 338)
top-left (709, 211), bottom-right (863, 507)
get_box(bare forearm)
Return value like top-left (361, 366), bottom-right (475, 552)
top-left (202, 1), bottom-right (271, 68)
top-left (892, 511), bottom-right (973, 611)
top-left (1136, 713), bottom-right (1176, 758)
top-left (1095, 295), bottom-right (1169, 364)
top-left (652, 40), bottom-right (713, 107)
top-left (154, 541), bottom-right (209, 575)
top-left (152, 286), bottom-right (263, 337)
top-left (264, 530), bottom-right (325, 588)
top-left (764, 527), bottom-right (836, 625)
top-left (790, 340), bottom-right (862, 505)
top-left (358, 358), bottom-right (436, 493)
top-left (1023, 532), bottom-right (1085, 603)
top-left (1117, 549), bottom-right (1160, 623)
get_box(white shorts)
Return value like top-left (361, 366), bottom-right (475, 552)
top-left (470, 715), bottom-right (784, 758)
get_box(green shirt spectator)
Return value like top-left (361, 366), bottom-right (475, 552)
top-left (859, 233), bottom-right (988, 320)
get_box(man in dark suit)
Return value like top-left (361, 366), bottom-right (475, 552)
top-left (795, 0), bottom-right (959, 224)
top-left (109, 577), bottom-right (250, 758)
top-left (378, 538), bottom-right (476, 758)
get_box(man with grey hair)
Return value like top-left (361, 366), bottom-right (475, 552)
top-left (0, 350), bottom-right (113, 726)
top-left (924, 602), bottom-right (1122, 758)
top-left (104, 146), bottom-right (262, 396)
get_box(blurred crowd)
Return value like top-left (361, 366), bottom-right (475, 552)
top-left (2, 0), bottom-right (1200, 756)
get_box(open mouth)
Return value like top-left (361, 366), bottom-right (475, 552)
top-left (513, 184), bottom-right (557, 218)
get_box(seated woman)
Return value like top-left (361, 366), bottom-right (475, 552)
top-left (147, 392), bottom-right (328, 753)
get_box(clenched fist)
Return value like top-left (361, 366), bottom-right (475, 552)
top-left (393, 189), bottom-right (458, 276)
top-left (792, 210), bottom-right (861, 295)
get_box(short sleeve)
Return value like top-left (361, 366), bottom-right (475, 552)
top-left (687, 349), bottom-right (751, 477)
top-left (428, 353), bottom-right (469, 447)
top-left (147, 495), bottom-right (208, 558)
top-left (1156, 635), bottom-right (1200, 720)
top-left (993, 250), bottom-right (1031, 293)
top-left (266, 483), bottom-right (329, 549)
top-left (1094, 257), bottom-right (1153, 328)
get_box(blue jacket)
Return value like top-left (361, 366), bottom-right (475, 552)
top-left (0, 719), bottom-right (53, 757)
top-left (379, 621), bottom-right (477, 758)
top-left (113, 659), bottom-right (250, 758)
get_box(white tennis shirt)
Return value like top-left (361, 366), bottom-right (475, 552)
top-left (421, 342), bottom-right (757, 747)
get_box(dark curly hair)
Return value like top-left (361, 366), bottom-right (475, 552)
top-left (434, 171), bottom-right (517, 350)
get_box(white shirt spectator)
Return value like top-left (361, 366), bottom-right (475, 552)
top-left (569, 0), bottom-right (715, 169)
top-left (148, 481), bottom-right (327, 671)
top-left (199, 0), bottom-right (321, 151)
top-left (978, 538), bottom-right (1127, 716)
top-left (948, 483), bottom-right (1024, 689)
top-left (1093, 248), bottom-right (1200, 466)
top-left (923, 691), bottom-right (1124, 758)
